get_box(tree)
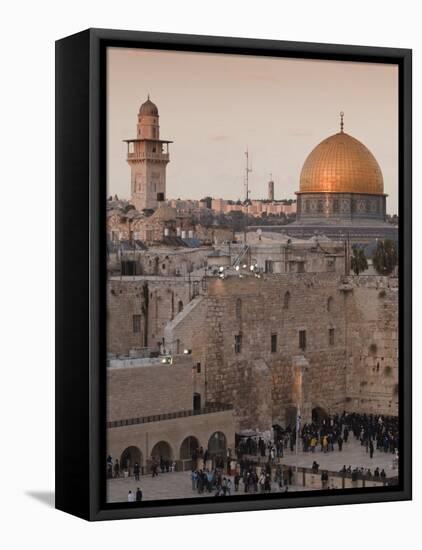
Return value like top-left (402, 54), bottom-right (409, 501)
top-left (351, 246), bottom-right (368, 275)
top-left (372, 239), bottom-right (398, 276)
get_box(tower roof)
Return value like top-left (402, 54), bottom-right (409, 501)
top-left (139, 95), bottom-right (159, 116)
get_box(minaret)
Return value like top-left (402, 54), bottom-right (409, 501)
top-left (268, 174), bottom-right (274, 202)
top-left (124, 96), bottom-right (172, 211)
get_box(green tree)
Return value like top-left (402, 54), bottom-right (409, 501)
top-left (351, 246), bottom-right (368, 275)
top-left (372, 239), bottom-right (398, 276)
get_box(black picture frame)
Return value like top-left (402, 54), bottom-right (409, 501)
top-left (55, 28), bottom-right (412, 521)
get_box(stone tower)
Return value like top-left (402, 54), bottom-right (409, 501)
top-left (125, 96), bottom-right (172, 212)
top-left (268, 178), bottom-right (275, 201)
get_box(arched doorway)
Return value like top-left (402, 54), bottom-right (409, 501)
top-left (180, 436), bottom-right (200, 460)
top-left (151, 441), bottom-right (173, 461)
top-left (285, 406), bottom-right (298, 428)
top-left (120, 446), bottom-right (142, 475)
top-left (312, 406), bottom-right (329, 423)
top-left (208, 431), bottom-right (227, 456)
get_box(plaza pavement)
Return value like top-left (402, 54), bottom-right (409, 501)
top-left (106, 437), bottom-right (398, 503)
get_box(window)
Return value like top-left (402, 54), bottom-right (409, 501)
top-left (329, 328), bottom-right (335, 346)
top-left (178, 300), bottom-right (183, 313)
top-left (133, 314), bottom-right (141, 333)
top-left (271, 334), bottom-right (277, 353)
top-left (299, 330), bottom-right (306, 351)
top-left (327, 296), bottom-right (333, 312)
top-left (265, 260), bottom-right (274, 273)
top-left (283, 291), bottom-right (291, 309)
top-left (193, 393), bottom-right (201, 411)
top-left (235, 334), bottom-right (242, 354)
top-left (196, 362), bottom-right (201, 374)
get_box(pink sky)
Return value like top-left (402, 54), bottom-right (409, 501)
top-left (107, 47), bottom-right (398, 213)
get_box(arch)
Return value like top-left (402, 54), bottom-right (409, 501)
top-left (327, 296), bottom-right (333, 312)
top-left (312, 406), bottom-right (329, 423)
top-left (178, 300), bottom-right (184, 313)
top-left (283, 291), bottom-right (291, 309)
top-left (235, 298), bottom-right (242, 320)
top-left (208, 431), bottom-right (227, 456)
top-left (151, 440), bottom-right (173, 461)
top-left (180, 436), bottom-right (200, 460)
top-left (120, 446), bottom-right (143, 473)
top-left (284, 406), bottom-right (297, 428)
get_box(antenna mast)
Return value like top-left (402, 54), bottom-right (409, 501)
top-left (244, 148), bottom-right (252, 202)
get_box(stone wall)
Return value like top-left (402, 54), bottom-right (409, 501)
top-left (108, 270), bottom-right (399, 431)
top-left (107, 277), bottom-right (193, 355)
top-left (107, 359), bottom-right (194, 422)
top-left (201, 274), bottom-right (348, 429)
top-left (344, 276), bottom-right (399, 415)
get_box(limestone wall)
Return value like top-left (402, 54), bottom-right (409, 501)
top-left (201, 274), bottom-right (349, 428)
top-left (344, 276), bottom-right (399, 415)
top-left (107, 361), bottom-right (194, 422)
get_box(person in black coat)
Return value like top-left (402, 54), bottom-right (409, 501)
top-left (136, 487), bottom-right (143, 501)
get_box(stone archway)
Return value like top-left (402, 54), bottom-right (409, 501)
top-left (284, 406), bottom-right (298, 428)
top-left (151, 440), bottom-right (173, 461)
top-left (180, 436), bottom-right (200, 460)
top-left (312, 406), bottom-right (329, 423)
top-left (120, 446), bottom-right (142, 475)
top-left (208, 431), bottom-right (227, 456)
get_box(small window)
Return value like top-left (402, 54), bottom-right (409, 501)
top-left (133, 314), bottom-right (141, 333)
top-left (271, 334), bottom-right (277, 353)
top-left (196, 362), bottom-right (201, 374)
top-left (178, 300), bottom-right (183, 313)
top-left (299, 330), bottom-right (306, 351)
top-left (283, 291), bottom-right (291, 309)
top-left (329, 328), bottom-right (335, 346)
top-left (193, 393), bottom-right (201, 411)
top-left (235, 334), bottom-right (242, 354)
top-left (327, 296), bottom-right (333, 312)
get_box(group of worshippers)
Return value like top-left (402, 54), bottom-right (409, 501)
top-left (236, 411), bottom-right (399, 459)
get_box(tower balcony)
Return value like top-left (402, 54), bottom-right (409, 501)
top-left (127, 152), bottom-right (170, 162)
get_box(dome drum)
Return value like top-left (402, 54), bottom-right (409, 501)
top-left (296, 192), bottom-right (386, 224)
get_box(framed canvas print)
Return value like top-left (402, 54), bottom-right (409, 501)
top-left (55, 28), bottom-right (412, 521)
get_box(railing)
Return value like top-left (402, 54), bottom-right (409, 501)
top-left (107, 403), bottom-right (233, 428)
top-left (127, 152), bottom-right (169, 161)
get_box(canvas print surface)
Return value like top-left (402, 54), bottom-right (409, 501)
top-left (105, 48), bottom-right (399, 504)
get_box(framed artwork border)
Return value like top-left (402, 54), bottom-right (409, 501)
top-left (55, 28), bottom-right (412, 521)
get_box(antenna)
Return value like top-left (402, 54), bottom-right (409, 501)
top-left (244, 148), bottom-right (252, 202)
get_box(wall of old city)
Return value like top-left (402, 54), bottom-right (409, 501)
top-left (343, 276), bottom-right (399, 415)
top-left (164, 273), bottom-right (398, 430)
top-left (200, 274), bottom-right (349, 429)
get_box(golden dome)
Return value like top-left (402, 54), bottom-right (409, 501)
top-left (299, 131), bottom-right (384, 195)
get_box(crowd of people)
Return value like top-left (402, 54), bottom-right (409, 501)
top-left (237, 412), bottom-right (398, 462)
top-left (108, 412), bottom-right (398, 500)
